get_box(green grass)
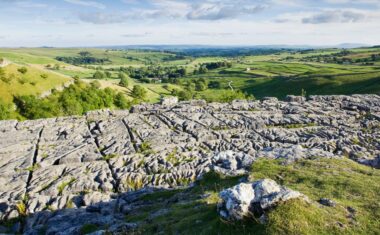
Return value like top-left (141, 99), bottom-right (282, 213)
top-left (0, 64), bottom-right (71, 103)
top-left (57, 178), bottom-right (76, 196)
top-left (250, 158), bottom-right (380, 234)
top-left (102, 153), bottom-right (118, 161)
top-left (0, 48), bottom-right (179, 66)
top-left (1, 47), bottom-right (380, 104)
top-left (126, 158), bottom-right (380, 235)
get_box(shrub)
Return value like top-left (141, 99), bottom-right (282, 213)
top-left (131, 85), bottom-right (147, 100)
top-left (92, 71), bottom-right (104, 79)
top-left (114, 92), bottom-right (130, 109)
top-left (17, 67), bottom-right (28, 74)
top-left (119, 74), bottom-right (128, 87)
top-left (0, 100), bottom-right (12, 120)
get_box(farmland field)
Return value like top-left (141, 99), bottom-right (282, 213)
top-left (1, 46), bottom-right (380, 107)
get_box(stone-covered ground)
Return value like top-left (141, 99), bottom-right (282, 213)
top-left (0, 95), bottom-right (379, 234)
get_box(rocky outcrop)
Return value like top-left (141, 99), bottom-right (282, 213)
top-left (0, 94), bottom-right (379, 233)
top-left (218, 179), bottom-right (307, 221)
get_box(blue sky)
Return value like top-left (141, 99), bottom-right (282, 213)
top-left (0, 0), bottom-right (379, 47)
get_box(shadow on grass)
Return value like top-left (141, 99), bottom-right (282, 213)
top-left (242, 74), bottom-right (380, 99)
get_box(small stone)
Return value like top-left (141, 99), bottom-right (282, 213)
top-left (347, 206), bottom-right (356, 214)
top-left (318, 198), bottom-right (337, 207)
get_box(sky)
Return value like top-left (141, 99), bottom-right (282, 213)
top-left (0, 0), bottom-right (379, 47)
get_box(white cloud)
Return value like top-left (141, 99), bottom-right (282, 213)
top-left (187, 3), bottom-right (267, 20)
top-left (302, 10), bottom-right (365, 24)
top-left (15, 1), bottom-right (48, 8)
top-left (64, 0), bottom-right (105, 9)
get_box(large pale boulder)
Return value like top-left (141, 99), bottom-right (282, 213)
top-left (218, 179), bottom-right (307, 221)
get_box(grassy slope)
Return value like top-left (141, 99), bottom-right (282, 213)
top-left (0, 64), bottom-right (70, 103)
top-left (184, 48), bottom-right (380, 99)
top-left (0, 48), bottom-right (178, 66)
top-left (1, 47), bottom-right (380, 102)
top-left (82, 76), bottom-right (183, 103)
top-left (121, 158), bottom-right (379, 235)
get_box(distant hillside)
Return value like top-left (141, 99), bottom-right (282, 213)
top-left (0, 63), bottom-right (71, 103)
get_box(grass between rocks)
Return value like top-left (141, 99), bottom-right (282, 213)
top-left (125, 158), bottom-right (380, 235)
top-left (0, 158), bottom-right (379, 234)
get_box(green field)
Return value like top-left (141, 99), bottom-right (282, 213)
top-left (1, 46), bottom-right (379, 105)
top-left (0, 63), bottom-right (70, 103)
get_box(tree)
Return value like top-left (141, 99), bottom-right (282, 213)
top-left (208, 80), bottom-right (222, 89)
top-left (177, 67), bottom-right (186, 76)
top-left (79, 51), bottom-right (91, 57)
top-left (114, 93), bottom-right (130, 109)
top-left (131, 85), bottom-right (147, 100)
top-left (60, 93), bottom-right (83, 115)
top-left (93, 71), bottom-right (104, 79)
top-left (118, 72), bottom-right (126, 79)
top-left (53, 64), bottom-right (60, 70)
top-left (177, 90), bottom-right (192, 101)
top-left (14, 95), bottom-right (60, 119)
top-left (119, 74), bottom-right (128, 87)
top-left (105, 71), bottom-right (112, 78)
top-left (40, 74), bottom-right (48, 79)
top-left (198, 65), bottom-right (208, 74)
top-left (17, 67), bottom-right (28, 74)
top-left (195, 79), bottom-right (207, 91)
top-left (185, 81), bottom-right (195, 92)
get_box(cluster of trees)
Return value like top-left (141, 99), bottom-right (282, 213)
top-left (301, 50), bottom-right (380, 65)
top-left (193, 61), bottom-right (232, 74)
top-left (184, 78), bottom-right (208, 92)
top-left (109, 66), bottom-right (186, 83)
top-left (167, 77), bottom-right (252, 102)
top-left (13, 80), bottom-right (133, 120)
top-left (56, 51), bottom-right (111, 65)
top-left (175, 48), bottom-right (292, 57)
top-left (92, 70), bottom-right (113, 79)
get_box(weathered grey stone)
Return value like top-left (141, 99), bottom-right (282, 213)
top-left (285, 95), bottom-right (306, 103)
top-left (0, 94), bottom-right (379, 233)
top-left (318, 198), bottom-right (337, 207)
top-left (161, 96), bottom-right (178, 106)
top-left (212, 151), bottom-right (255, 176)
top-left (218, 179), bottom-right (307, 221)
top-left (357, 156), bottom-right (380, 169)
